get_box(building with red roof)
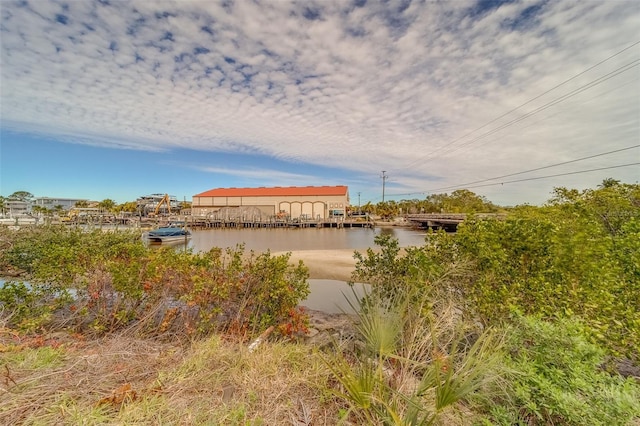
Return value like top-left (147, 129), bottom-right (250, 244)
top-left (192, 186), bottom-right (349, 220)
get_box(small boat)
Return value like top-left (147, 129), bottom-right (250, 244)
top-left (146, 226), bottom-right (191, 244)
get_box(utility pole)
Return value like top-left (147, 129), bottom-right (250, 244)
top-left (357, 192), bottom-right (361, 212)
top-left (381, 171), bottom-right (388, 202)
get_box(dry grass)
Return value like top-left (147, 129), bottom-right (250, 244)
top-left (0, 328), bottom-right (339, 425)
top-left (152, 336), bottom-right (338, 425)
top-left (0, 329), bottom-right (184, 424)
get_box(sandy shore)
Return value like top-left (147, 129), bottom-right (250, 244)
top-left (273, 249), bottom-right (362, 281)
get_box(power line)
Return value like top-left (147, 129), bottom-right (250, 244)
top-left (402, 40), bottom-right (640, 171)
top-left (389, 163), bottom-right (639, 198)
top-left (385, 61), bottom-right (639, 199)
top-left (447, 75), bottom-right (640, 158)
top-left (421, 60), bottom-right (640, 162)
top-left (462, 163), bottom-right (640, 190)
top-left (423, 144), bottom-right (640, 193)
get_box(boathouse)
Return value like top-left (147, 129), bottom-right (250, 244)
top-left (192, 186), bottom-right (349, 220)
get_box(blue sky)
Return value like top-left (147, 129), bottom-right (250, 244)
top-left (1, 0), bottom-right (639, 205)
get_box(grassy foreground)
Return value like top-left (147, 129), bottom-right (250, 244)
top-left (1, 330), bottom-right (336, 424)
top-left (2, 299), bottom-right (639, 425)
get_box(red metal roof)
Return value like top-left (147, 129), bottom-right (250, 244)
top-left (194, 185), bottom-right (348, 198)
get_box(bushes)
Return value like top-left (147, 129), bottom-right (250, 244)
top-left (352, 183), bottom-right (640, 357)
top-left (0, 226), bottom-right (309, 338)
top-left (451, 205), bottom-right (639, 357)
top-left (344, 182), bottom-right (640, 424)
top-left (349, 238), bottom-right (640, 425)
top-left (486, 316), bottom-right (640, 425)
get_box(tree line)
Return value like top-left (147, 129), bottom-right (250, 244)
top-left (352, 189), bottom-right (501, 218)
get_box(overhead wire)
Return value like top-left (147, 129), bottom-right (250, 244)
top-left (416, 144), bottom-right (640, 193)
top-left (386, 162), bottom-right (640, 199)
top-left (368, 41), bottom-right (640, 202)
top-left (460, 163), bottom-right (640, 190)
top-left (434, 60), bottom-right (639, 160)
top-left (451, 74), bottom-right (640, 158)
top-left (401, 40), bottom-right (640, 170)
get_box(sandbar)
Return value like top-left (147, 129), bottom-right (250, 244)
top-left (273, 249), bottom-right (362, 281)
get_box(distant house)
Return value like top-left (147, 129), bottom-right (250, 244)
top-left (4, 199), bottom-right (31, 216)
top-left (192, 186), bottom-right (349, 220)
top-left (33, 197), bottom-right (88, 211)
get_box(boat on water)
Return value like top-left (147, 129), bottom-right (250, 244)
top-left (145, 226), bottom-right (191, 244)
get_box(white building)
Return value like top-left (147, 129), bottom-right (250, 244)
top-left (33, 197), bottom-right (88, 211)
top-left (4, 199), bottom-right (31, 216)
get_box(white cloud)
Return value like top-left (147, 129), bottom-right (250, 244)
top-left (1, 0), bottom-right (638, 205)
top-left (192, 165), bottom-right (315, 185)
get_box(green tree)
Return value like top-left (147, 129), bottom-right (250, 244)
top-left (74, 200), bottom-right (89, 208)
top-left (31, 205), bottom-right (51, 217)
top-left (598, 178), bottom-right (621, 188)
top-left (443, 189), bottom-right (497, 213)
top-left (360, 201), bottom-right (375, 215)
top-left (98, 199), bottom-right (116, 212)
top-left (417, 190), bottom-right (499, 214)
top-left (9, 191), bottom-right (34, 202)
top-left (422, 193), bottom-right (447, 212)
top-left (118, 201), bottom-right (138, 213)
top-left (375, 201), bottom-right (397, 219)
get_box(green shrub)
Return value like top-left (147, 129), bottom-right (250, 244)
top-left (0, 227), bottom-right (309, 338)
top-left (0, 281), bottom-right (53, 332)
top-left (486, 316), bottom-right (640, 425)
top-left (352, 183), bottom-right (640, 357)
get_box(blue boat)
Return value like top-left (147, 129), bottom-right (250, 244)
top-left (146, 226), bottom-right (191, 244)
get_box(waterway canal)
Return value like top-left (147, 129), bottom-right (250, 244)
top-left (187, 226), bottom-right (427, 253)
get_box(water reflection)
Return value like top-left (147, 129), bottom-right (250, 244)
top-left (187, 227), bottom-right (426, 253)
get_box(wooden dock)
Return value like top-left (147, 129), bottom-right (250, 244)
top-left (184, 216), bottom-right (373, 229)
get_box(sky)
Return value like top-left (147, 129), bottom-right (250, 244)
top-left (1, 0), bottom-right (639, 206)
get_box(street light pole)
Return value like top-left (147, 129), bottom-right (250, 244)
top-left (381, 171), bottom-right (388, 202)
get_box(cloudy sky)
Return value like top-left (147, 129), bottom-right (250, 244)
top-left (1, 0), bottom-right (638, 205)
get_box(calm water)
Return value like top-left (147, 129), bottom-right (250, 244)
top-left (303, 280), bottom-right (370, 314)
top-left (182, 226), bottom-right (427, 313)
top-left (187, 226), bottom-right (427, 253)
